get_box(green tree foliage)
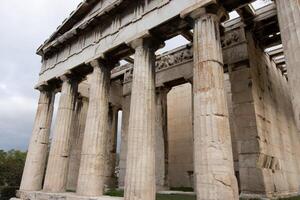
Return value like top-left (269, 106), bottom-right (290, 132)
top-left (0, 150), bottom-right (26, 187)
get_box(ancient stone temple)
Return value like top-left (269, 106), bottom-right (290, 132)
top-left (14, 0), bottom-right (300, 200)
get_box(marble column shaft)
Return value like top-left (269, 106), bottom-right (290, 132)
top-left (192, 13), bottom-right (239, 200)
top-left (20, 89), bottom-right (55, 191)
top-left (155, 88), bottom-right (169, 190)
top-left (124, 38), bottom-right (157, 200)
top-left (276, 0), bottom-right (300, 130)
top-left (43, 77), bottom-right (78, 192)
top-left (118, 95), bottom-right (131, 188)
top-left (104, 105), bottom-right (118, 188)
top-left (66, 97), bottom-right (89, 191)
top-left (76, 60), bottom-right (111, 196)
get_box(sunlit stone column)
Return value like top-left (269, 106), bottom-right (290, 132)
top-left (76, 60), bottom-right (111, 196)
top-left (191, 10), bottom-right (239, 200)
top-left (118, 95), bottom-right (131, 188)
top-left (276, 0), bottom-right (300, 130)
top-left (66, 96), bottom-right (89, 191)
top-left (43, 76), bottom-right (78, 192)
top-left (20, 87), bottom-right (55, 191)
top-left (124, 37), bottom-right (160, 200)
top-left (155, 87), bottom-right (169, 190)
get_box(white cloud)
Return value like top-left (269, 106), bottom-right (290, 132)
top-left (0, 83), bottom-right (7, 91)
top-left (0, 0), bottom-right (82, 150)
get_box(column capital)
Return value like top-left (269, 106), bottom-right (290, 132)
top-left (180, 1), bottom-right (228, 22)
top-left (58, 71), bottom-right (83, 84)
top-left (89, 57), bottom-right (117, 72)
top-left (34, 82), bottom-right (55, 92)
top-left (126, 31), bottom-right (165, 51)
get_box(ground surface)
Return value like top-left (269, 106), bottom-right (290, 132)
top-left (156, 194), bottom-right (196, 200)
top-left (105, 190), bottom-right (300, 200)
top-left (105, 190), bottom-right (196, 200)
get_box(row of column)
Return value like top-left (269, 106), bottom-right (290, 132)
top-left (21, 1), bottom-right (300, 200)
top-left (21, 6), bottom-right (243, 200)
top-left (20, 59), bottom-right (114, 196)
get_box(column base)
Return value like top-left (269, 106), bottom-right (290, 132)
top-left (15, 190), bottom-right (123, 200)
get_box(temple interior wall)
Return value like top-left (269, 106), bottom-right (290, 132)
top-left (164, 75), bottom-right (237, 189)
top-left (167, 83), bottom-right (193, 188)
top-left (230, 32), bottom-right (300, 198)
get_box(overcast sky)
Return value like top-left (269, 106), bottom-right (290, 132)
top-left (0, 0), bottom-right (267, 151)
top-left (0, 0), bottom-right (82, 150)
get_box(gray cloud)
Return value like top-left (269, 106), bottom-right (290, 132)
top-left (0, 0), bottom-right (82, 150)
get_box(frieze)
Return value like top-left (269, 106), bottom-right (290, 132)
top-left (221, 27), bottom-right (246, 49)
top-left (123, 45), bottom-right (193, 83)
top-left (156, 45), bottom-right (193, 72)
top-left (122, 28), bottom-right (249, 83)
top-left (123, 68), bottom-right (134, 83)
top-left (222, 27), bottom-right (248, 64)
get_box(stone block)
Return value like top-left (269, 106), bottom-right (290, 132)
top-left (238, 139), bottom-right (260, 154)
top-left (239, 167), bottom-right (266, 193)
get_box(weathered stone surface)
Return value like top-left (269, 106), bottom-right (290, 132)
top-left (43, 77), bottom-right (78, 192)
top-left (37, 0), bottom-right (214, 84)
top-left (77, 60), bottom-right (111, 196)
top-left (16, 190), bottom-right (122, 200)
top-left (118, 95), bottom-right (131, 188)
top-left (167, 83), bottom-right (194, 188)
top-left (103, 106), bottom-right (118, 188)
top-left (124, 38), bottom-right (157, 200)
top-left (67, 97), bottom-right (89, 191)
top-left (192, 12), bottom-right (239, 200)
top-left (276, 0), bottom-right (300, 130)
top-left (15, 1), bottom-right (300, 199)
top-left (20, 90), bottom-right (55, 191)
top-left (155, 88), bottom-right (169, 190)
top-left (229, 30), bottom-right (300, 199)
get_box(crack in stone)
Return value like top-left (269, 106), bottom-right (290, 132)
top-left (214, 175), bottom-right (232, 188)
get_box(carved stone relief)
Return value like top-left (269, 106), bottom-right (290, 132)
top-left (156, 46), bottom-right (193, 71)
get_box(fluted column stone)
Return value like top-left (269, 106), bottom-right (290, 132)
top-left (192, 11), bottom-right (239, 200)
top-left (20, 88), bottom-right (55, 191)
top-left (66, 96), bottom-right (89, 191)
top-left (43, 76), bottom-right (78, 192)
top-left (104, 105), bottom-right (118, 188)
top-left (276, 0), bottom-right (300, 130)
top-left (118, 95), bottom-right (131, 188)
top-left (124, 38), bottom-right (160, 200)
top-left (76, 60), bottom-right (111, 196)
top-left (155, 87), bottom-right (169, 190)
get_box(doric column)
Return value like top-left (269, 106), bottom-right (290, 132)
top-left (66, 96), bottom-right (89, 191)
top-left (76, 60), bottom-right (111, 196)
top-left (118, 94), bottom-right (131, 188)
top-left (124, 37), bottom-right (161, 200)
top-left (155, 87), bottom-right (169, 190)
top-left (104, 105), bottom-right (118, 188)
top-left (276, 0), bottom-right (300, 130)
top-left (20, 87), bottom-right (55, 191)
top-left (43, 76), bottom-right (79, 192)
top-left (190, 9), bottom-right (239, 200)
